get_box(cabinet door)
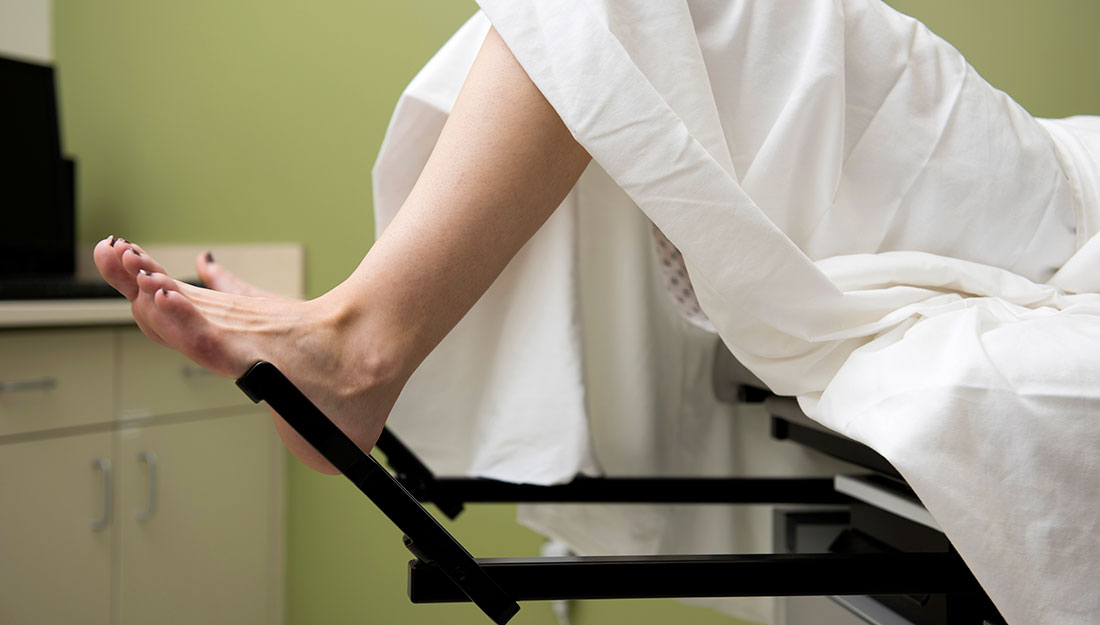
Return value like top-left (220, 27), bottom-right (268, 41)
top-left (116, 410), bottom-right (282, 625)
top-left (0, 329), bottom-right (115, 437)
top-left (116, 328), bottom-right (252, 420)
top-left (0, 432), bottom-right (113, 625)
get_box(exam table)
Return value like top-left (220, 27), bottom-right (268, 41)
top-left (235, 343), bottom-right (1006, 625)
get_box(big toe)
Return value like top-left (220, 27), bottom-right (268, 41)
top-left (196, 251), bottom-right (276, 297)
top-left (94, 236), bottom-right (138, 300)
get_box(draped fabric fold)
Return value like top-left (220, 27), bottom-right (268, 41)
top-left (374, 2), bottom-right (1100, 623)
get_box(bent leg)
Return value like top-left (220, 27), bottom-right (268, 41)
top-left (94, 27), bottom-right (590, 473)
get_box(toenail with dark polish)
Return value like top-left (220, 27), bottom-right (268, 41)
top-left (108, 235), bottom-right (116, 246)
top-left (131, 249), bottom-right (141, 257)
top-left (160, 288), bottom-right (168, 296)
top-left (205, 251), bottom-right (214, 263)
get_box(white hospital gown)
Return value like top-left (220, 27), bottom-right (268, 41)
top-left (372, 2), bottom-right (1100, 624)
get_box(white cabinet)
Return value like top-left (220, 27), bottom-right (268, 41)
top-left (116, 412), bottom-right (281, 625)
top-left (0, 327), bottom-right (284, 625)
top-left (0, 329), bottom-right (115, 437)
top-left (0, 431), bottom-right (114, 625)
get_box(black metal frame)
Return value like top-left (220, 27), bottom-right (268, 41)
top-left (409, 552), bottom-right (980, 602)
top-left (237, 361), bottom-right (994, 624)
top-left (237, 362), bottom-right (520, 624)
top-left (771, 415), bottom-right (902, 479)
top-left (377, 426), bottom-right (850, 519)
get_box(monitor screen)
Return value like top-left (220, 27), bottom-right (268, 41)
top-left (0, 55), bottom-right (73, 278)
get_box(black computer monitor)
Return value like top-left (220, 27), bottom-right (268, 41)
top-left (0, 55), bottom-right (74, 278)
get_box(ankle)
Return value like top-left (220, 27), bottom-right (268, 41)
top-left (307, 287), bottom-right (413, 396)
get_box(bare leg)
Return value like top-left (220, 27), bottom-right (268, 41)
top-left (93, 28), bottom-right (591, 474)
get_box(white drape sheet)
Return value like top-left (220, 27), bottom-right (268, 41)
top-left (373, 2), bottom-right (1100, 624)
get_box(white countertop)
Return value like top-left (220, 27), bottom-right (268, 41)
top-left (0, 243), bottom-right (304, 329)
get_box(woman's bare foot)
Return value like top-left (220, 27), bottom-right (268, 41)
top-left (93, 236), bottom-right (407, 474)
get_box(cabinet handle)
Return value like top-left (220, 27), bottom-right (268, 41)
top-left (181, 365), bottom-right (215, 379)
top-left (136, 451), bottom-right (158, 521)
top-left (0, 377), bottom-right (57, 393)
top-left (90, 458), bottom-right (111, 532)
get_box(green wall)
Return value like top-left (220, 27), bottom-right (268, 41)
top-left (56, 0), bottom-right (479, 297)
top-left (887, 0), bottom-right (1100, 118)
top-left (53, 2), bottom-right (748, 623)
top-left (54, 1), bottom-right (1100, 624)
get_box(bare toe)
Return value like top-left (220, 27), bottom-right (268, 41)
top-left (119, 245), bottom-right (165, 277)
top-left (135, 270), bottom-right (177, 296)
top-left (94, 236), bottom-right (138, 300)
top-left (128, 276), bottom-right (168, 346)
top-left (124, 241), bottom-right (165, 271)
top-left (132, 271), bottom-right (198, 348)
top-left (146, 288), bottom-right (250, 378)
top-left (196, 252), bottom-right (278, 298)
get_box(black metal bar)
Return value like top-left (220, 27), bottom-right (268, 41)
top-left (236, 362), bottom-right (520, 625)
top-left (741, 386), bottom-right (772, 403)
top-left (375, 425), bottom-right (850, 508)
top-left (376, 428), bottom-right (466, 519)
top-left (409, 552), bottom-right (982, 603)
top-left (771, 416), bottom-right (902, 479)
top-left (426, 476), bottom-right (851, 504)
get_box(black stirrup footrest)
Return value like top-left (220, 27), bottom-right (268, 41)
top-left (236, 361), bottom-right (520, 625)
